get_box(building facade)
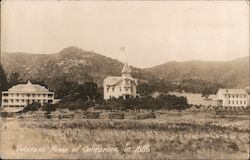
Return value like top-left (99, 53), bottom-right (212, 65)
top-left (103, 62), bottom-right (138, 100)
top-left (1, 81), bottom-right (55, 108)
top-left (216, 89), bottom-right (249, 107)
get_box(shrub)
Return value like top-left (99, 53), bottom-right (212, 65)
top-left (23, 102), bottom-right (41, 113)
top-left (41, 103), bottom-right (57, 114)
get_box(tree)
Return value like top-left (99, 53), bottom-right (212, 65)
top-left (42, 103), bottom-right (57, 114)
top-left (23, 102), bottom-right (41, 113)
top-left (8, 72), bottom-right (23, 87)
top-left (78, 82), bottom-right (100, 101)
top-left (58, 99), bottom-right (92, 111)
top-left (31, 79), bottom-right (47, 88)
top-left (50, 75), bottom-right (100, 102)
top-left (104, 97), bottom-right (122, 111)
top-left (0, 65), bottom-right (8, 106)
top-left (56, 80), bottom-right (101, 108)
top-left (100, 94), bottom-right (189, 111)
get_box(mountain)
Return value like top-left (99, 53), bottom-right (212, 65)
top-left (1, 46), bottom-right (249, 95)
top-left (1, 46), bottom-right (157, 87)
top-left (145, 56), bottom-right (250, 88)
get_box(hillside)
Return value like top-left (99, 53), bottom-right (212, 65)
top-left (1, 47), bottom-right (249, 96)
top-left (145, 57), bottom-right (249, 88)
top-left (1, 46), bottom-right (157, 87)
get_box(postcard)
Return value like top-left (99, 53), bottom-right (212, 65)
top-left (0, 0), bottom-right (249, 159)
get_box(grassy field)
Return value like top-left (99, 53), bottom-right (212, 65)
top-left (0, 111), bottom-right (249, 159)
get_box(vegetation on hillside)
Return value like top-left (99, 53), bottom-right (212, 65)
top-left (2, 47), bottom-right (248, 96)
top-left (176, 79), bottom-right (225, 95)
top-left (146, 57), bottom-right (249, 88)
top-left (1, 47), bottom-right (157, 87)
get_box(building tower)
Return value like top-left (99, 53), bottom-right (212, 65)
top-left (121, 61), bottom-right (132, 78)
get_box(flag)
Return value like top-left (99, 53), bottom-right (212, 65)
top-left (119, 46), bottom-right (126, 51)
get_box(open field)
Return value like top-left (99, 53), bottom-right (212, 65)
top-left (0, 111), bottom-right (249, 159)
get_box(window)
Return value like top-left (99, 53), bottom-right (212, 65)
top-left (120, 87), bottom-right (122, 91)
top-left (112, 87), bottom-right (114, 92)
top-left (229, 95), bottom-right (230, 98)
top-left (27, 94), bottom-right (30, 97)
top-left (16, 93), bottom-right (19, 97)
top-left (107, 87), bottom-right (109, 92)
top-left (125, 88), bottom-right (128, 91)
top-left (48, 94), bottom-right (53, 97)
top-left (38, 94), bottom-right (40, 97)
top-left (232, 101), bottom-right (234, 104)
top-left (16, 99), bottom-right (19, 102)
top-left (244, 95), bottom-right (246, 98)
top-left (236, 95), bottom-right (238, 98)
top-left (48, 100), bottom-right (53, 103)
top-left (232, 95), bottom-right (234, 98)
top-left (228, 100), bottom-right (230, 104)
top-left (236, 101), bottom-right (238, 104)
top-left (22, 99), bottom-right (25, 102)
top-left (3, 93), bottom-right (8, 96)
top-left (43, 94), bottom-right (46, 97)
top-left (240, 101), bottom-right (242, 104)
top-left (125, 79), bottom-right (129, 85)
top-left (244, 101), bottom-right (246, 104)
top-left (3, 99), bottom-right (8, 103)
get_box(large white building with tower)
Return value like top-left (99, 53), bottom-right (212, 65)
top-left (103, 62), bottom-right (138, 100)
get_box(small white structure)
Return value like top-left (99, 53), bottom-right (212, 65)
top-left (216, 89), bottom-right (249, 107)
top-left (103, 62), bottom-right (138, 100)
top-left (1, 81), bottom-right (55, 108)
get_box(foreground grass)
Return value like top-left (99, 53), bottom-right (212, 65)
top-left (0, 112), bottom-right (249, 159)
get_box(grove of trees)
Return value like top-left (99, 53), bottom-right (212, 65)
top-left (99, 94), bottom-right (189, 111)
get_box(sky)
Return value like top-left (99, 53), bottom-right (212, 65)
top-left (1, 0), bottom-right (249, 68)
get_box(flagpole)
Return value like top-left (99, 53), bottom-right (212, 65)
top-left (119, 46), bottom-right (126, 64)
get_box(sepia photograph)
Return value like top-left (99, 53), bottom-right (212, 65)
top-left (0, 0), bottom-right (249, 159)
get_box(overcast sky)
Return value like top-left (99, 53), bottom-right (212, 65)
top-left (1, 0), bottom-right (249, 68)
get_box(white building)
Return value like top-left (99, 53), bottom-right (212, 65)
top-left (103, 62), bottom-right (138, 100)
top-left (216, 89), bottom-right (249, 107)
top-left (1, 81), bottom-right (55, 108)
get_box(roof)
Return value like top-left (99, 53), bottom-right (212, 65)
top-left (121, 61), bottom-right (132, 74)
top-left (217, 89), bottom-right (248, 95)
top-left (103, 76), bottom-right (138, 86)
top-left (103, 76), bottom-right (122, 86)
top-left (8, 81), bottom-right (50, 92)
